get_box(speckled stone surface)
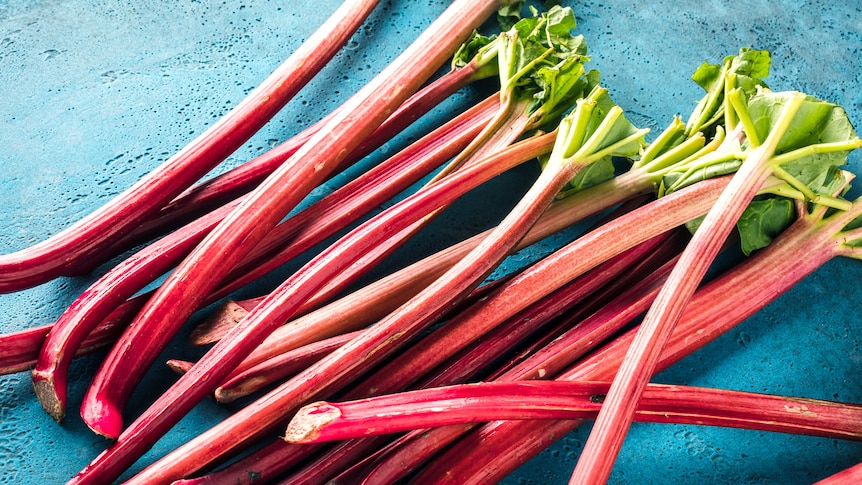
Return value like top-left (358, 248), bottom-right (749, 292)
top-left (0, 1), bottom-right (859, 483)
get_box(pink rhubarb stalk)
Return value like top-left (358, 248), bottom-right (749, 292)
top-left (354, 244), bottom-right (682, 484)
top-left (68, 1), bottom-right (529, 466)
top-left (194, 159), bottom-right (657, 367)
top-left (32, 94), bottom-right (496, 424)
top-left (814, 462), bottom-right (862, 485)
top-left (0, 0), bottom-right (379, 292)
top-left (344, 229), bottom-right (671, 400)
top-left (285, 381), bottom-right (862, 444)
top-left (116, 88), bottom-right (646, 484)
top-left (0, 298), bottom-right (143, 376)
top-left (70, 53), bottom-right (493, 273)
top-left (411, 190), bottom-right (862, 484)
top-left (570, 90), bottom-right (852, 483)
top-left (77, 1), bottom-right (510, 446)
top-left (125, 170), bottom-right (735, 485)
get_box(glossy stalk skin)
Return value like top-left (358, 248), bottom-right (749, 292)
top-left (68, 1), bottom-right (522, 472)
top-left (206, 161), bottom-right (657, 380)
top-left (119, 110), bottom-right (590, 483)
top-left (570, 95), bottom-right (804, 484)
top-left (67, 59), bottom-right (491, 276)
top-left (208, 330), bottom-right (361, 403)
top-left (413, 196), bottom-right (862, 484)
top-left (211, 272), bottom-right (515, 403)
top-left (479, 228), bottom-right (685, 383)
top-left (343, 230), bottom-right (671, 401)
top-left (179, 227), bottom-right (660, 484)
top-left (285, 381), bottom-right (862, 443)
top-left (346, 175), bottom-right (729, 411)
top-left (356, 242), bottom-right (680, 484)
top-left (0, 298), bottom-right (144, 376)
top-left (78, 0), bottom-right (510, 438)
top-left (214, 234), bottom-right (643, 403)
top-left (0, 0), bottom-right (381, 293)
top-left (169, 439), bottom-right (322, 485)
top-left (194, 103), bottom-right (630, 428)
top-left (421, 228), bottom-right (682, 389)
top-left (31, 92), bottom-right (497, 425)
top-left (170, 330), bottom-right (361, 378)
top-left (131, 175), bottom-right (730, 485)
top-left (272, 232), bottom-right (681, 485)
top-left (81, 119), bottom-right (550, 436)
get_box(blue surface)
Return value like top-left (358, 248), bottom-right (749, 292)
top-left (0, 1), bottom-right (860, 483)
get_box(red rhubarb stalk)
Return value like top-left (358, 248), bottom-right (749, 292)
top-left (0, 0), bottom-right (379, 292)
top-left (285, 381), bottom-right (862, 443)
top-left (197, 88), bottom-right (644, 407)
top-left (32, 94), bottom-right (496, 424)
top-left (126, 152), bottom-right (759, 485)
top-left (0, 298), bottom-right (144, 376)
top-left (68, 2), bottom-right (529, 470)
top-left (421, 229), bottom-right (684, 389)
top-left (116, 85), bottom-right (645, 485)
top-left (69, 49), bottom-right (496, 273)
top-left (354, 244), bottom-right (681, 484)
top-left (191, 100), bottom-right (719, 355)
top-left (177, 330), bottom-right (362, 401)
top-left (272, 234), bottom-right (682, 485)
top-left (76, 1), bottom-right (511, 447)
top-left (345, 228), bottom-right (670, 400)
top-left (81, 116), bottom-right (550, 438)
top-left (412, 188), bottom-right (862, 484)
top-left (572, 89), bottom-right (859, 483)
top-left (171, 439), bottom-right (323, 485)
top-left (140, 176), bottom-right (683, 483)
top-left (195, 152), bottom-right (660, 366)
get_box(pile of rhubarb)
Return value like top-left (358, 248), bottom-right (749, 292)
top-left (0, 1), bottom-right (861, 484)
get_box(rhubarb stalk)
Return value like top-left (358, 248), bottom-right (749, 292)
top-left (412, 178), bottom-right (862, 484)
top-left (0, 0), bottom-right (380, 292)
top-left (32, 93), bottom-right (497, 424)
top-left (572, 87), bottom-right (860, 483)
top-left (285, 381), bottom-right (862, 444)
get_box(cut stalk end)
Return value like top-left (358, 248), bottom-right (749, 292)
top-left (284, 402), bottom-right (342, 444)
top-left (32, 375), bottom-right (65, 423)
top-left (213, 378), bottom-right (267, 404)
top-left (166, 359), bottom-right (193, 376)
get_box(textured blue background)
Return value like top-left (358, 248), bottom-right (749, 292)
top-left (0, 1), bottom-right (860, 483)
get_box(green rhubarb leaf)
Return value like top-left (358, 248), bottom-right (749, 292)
top-left (498, 5), bottom-right (589, 105)
top-left (582, 87), bottom-right (645, 158)
top-left (683, 196), bottom-right (794, 255)
top-left (690, 47), bottom-right (769, 92)
top-left (685, 47), bottom-right (771, 136)
top-left (497, 1), bottom-right (528, 31)
top-left (452, 31), bottom-right (497, 69)
top-left (730, 47), bottom-right (771, 94)
top-left (736, 196), bottom-right (795, 255)
top-left (690, 62), bottom-right (723, 93)
top-left (747, 90), bottom-right (859, 197)
top-left (545, 5), bottom-right (578, 46)
top-left (748, 92), bottom-right (835, 154)
top-left (529, 61), bottom-right (594, 123)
